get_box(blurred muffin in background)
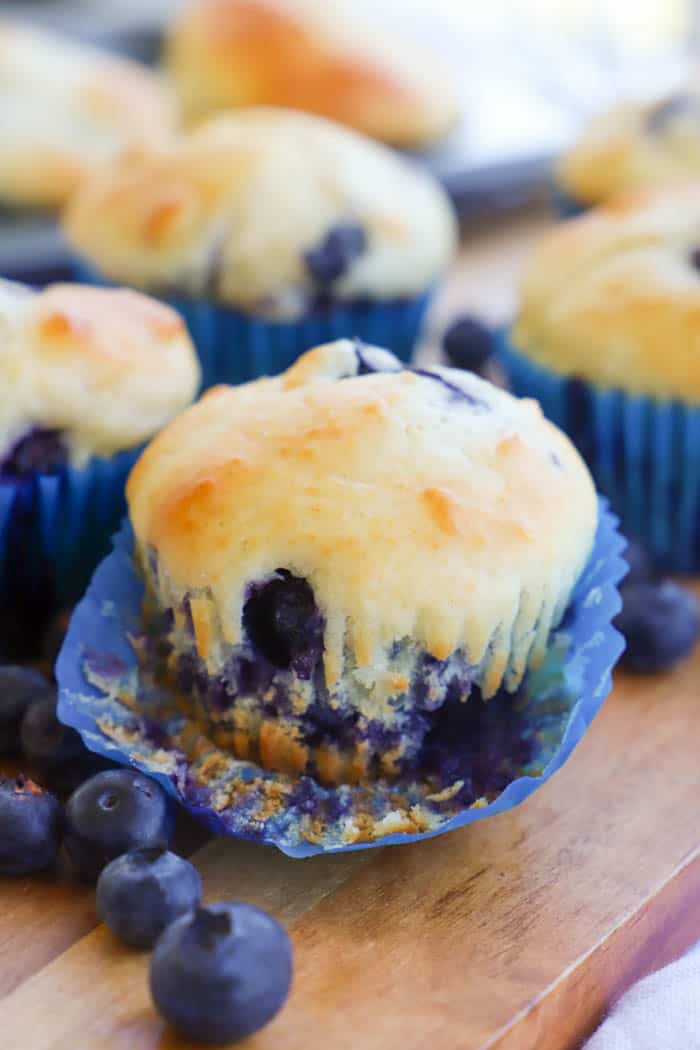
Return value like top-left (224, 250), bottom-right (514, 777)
top-left (164, 0), bottom-right (459, 148)
top-left (497, 182), bottom-right (700, 570)
top-left (65, 107), bottom-right (458, 387)
top-left (0, 278), bottom-right (199, 633)
top-left (556, 85), bottom-right (700, 211)
top-left (0, 21), bottom-right (175, 211)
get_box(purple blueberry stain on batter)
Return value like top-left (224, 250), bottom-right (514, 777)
top-left (412, 368), bottom-right (489, 410)
top-left (83, 649), bottom-right (130, 681)
top-left (354, 342), bottom-right (379, 375)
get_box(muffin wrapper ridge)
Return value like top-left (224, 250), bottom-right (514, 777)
top-left (56, 503), bottom-right (625, 857)
top-left (73, 261), bottom-right (430, 389)
top-left (498, 329), bottom-right (700, 571)
top-left (0, 449), bottom-right (139, 614)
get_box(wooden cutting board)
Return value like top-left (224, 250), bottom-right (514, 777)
top-left (2, 212), bottom-right (699, 1050)
top-left (2, 652), bottom-right (700, 1050)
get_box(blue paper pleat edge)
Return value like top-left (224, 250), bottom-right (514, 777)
top-left (495, 328), bottom-right (700, 572)
top-left (57, 502), bottom-right (625, 858)
top-left (0, 447), bottom-right (139, 609)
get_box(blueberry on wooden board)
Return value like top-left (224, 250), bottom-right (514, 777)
top-left (19, 693), bottom-right (105, 795)
top-left (65, 770), bottom-right (173, 881)
top-left (97, 847), bottom-right (202, 949)
top-left (20, 694), bottom-right (84, 769)
top-left (615, 580), bottom-right (700, 673)
top-left (620, 539), bottom-right (656, 589)
top-left (0, 775), bottom-right (62, 875)
top-left (150, 902), bottom-right (293, 1044)
top-left (0, 666), bottom-right (53, 753)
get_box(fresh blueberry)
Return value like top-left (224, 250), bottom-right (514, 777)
top-left (621, 539), bottom-right (656, 589)
top-left (304, 223), bottom-right (367, 285)
top-left (0, 775), bottom-right (62, 875)
top-left (442, 315), bottom-right (493, 375)
top-left (616, 580), bottom-right (700, 673)
top-left (0, 666), bottom-right (53, 753)
top-left (65, 769), bottom-right (173, 881)
top-left (244, 571), bottom-right (324, 676)
top-left (0, 427), bottom-right (68, 479)
top-left (20, 694), bottom-right (85, 771)
top-left (97, 847), bottom-right (202, 949)
top-left (150, 902), bottom-right (293, 1044)
top-left (19, 693), bottom-right (104, 796)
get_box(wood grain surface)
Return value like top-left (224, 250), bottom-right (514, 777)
top-left (2, 211), bottom-right (699, 1050)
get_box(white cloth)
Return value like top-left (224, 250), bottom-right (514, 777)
top-left (585, 943), bottom-right (700, 1050)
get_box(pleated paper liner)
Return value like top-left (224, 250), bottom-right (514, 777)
top-left (0, 449), bottom-right (139, 652)
top-left (57, 503), bottom-right (625, 857)
top-left (497, 330), bottom-right (700, 572)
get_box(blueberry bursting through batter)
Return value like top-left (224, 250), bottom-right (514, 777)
top-left (140, 562), bottom-right (534, 808)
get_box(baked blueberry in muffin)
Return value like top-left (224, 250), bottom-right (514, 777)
top-left (0, 20), bottom-right (175, 212)
top-left (126, 339), bottom-right (597, 793)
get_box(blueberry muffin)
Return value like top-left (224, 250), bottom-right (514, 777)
top-left (164, 0), bottom-right (459, 148)
top-left (556, 87), bottom-right (700, 210)
top-left (502, 183), bottom-right (700, 568)
top-left (0, 279), bottom-right (199, 629)
top-left (65, 108), bottom-right (458, 386)
top-left (0, 21), bottom-right (175, 212)
top-left (126, 339), bottom-right (597, 789)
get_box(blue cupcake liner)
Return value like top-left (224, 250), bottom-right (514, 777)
top-left (56, 502), bottom-right (625, 858)
top-left (496, 329), bottom-right (700, 571)
top-left (73, 261), bottom-right (430, 390)
top-left (0, 449), bottom-right (139, 615)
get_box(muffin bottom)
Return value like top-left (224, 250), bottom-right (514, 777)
top-left (56, 506), bottom-right (625, 855)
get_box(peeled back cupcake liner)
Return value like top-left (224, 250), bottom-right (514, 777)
top-left (73, 261), bottom-right (429, 389)
top-left (497, 329), bottom-right (700, 571)
top-left (0, 448), bottom-right (140, 617)
top-left (56, 501), bottom-right (625, 858)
